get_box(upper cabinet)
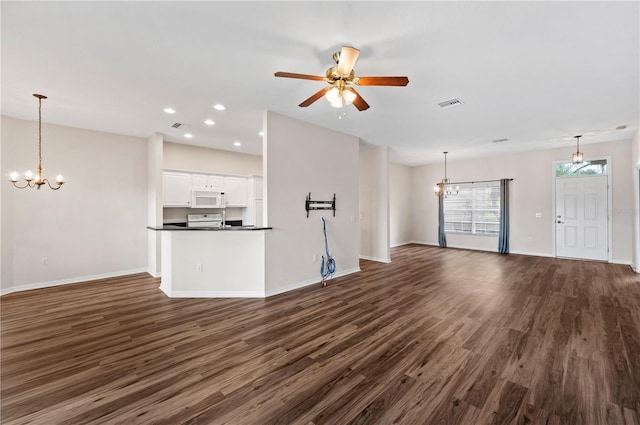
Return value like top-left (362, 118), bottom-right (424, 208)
top-left (223, 176), bottom-right (248, 207)
top-left (163, 170), bottom-right (250, 208)
top-left (192, 174), bottom-right (224, 191)
top-left (163, 171), bottom-right (191, 207)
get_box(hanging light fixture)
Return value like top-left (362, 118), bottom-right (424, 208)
top-left (325, 80), bottom-right (356, 109)
top-left (572, 135), bottom-right (584, 164)
top-left (9, 94), bottom-right (65, 190)
top-left (434, 152), bottom-right (458, 197)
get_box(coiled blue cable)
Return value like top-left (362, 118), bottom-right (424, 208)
top-left (320, 217), bottom-right (336, 280)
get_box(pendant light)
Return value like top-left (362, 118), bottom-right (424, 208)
top-left (9, 94), bottom-right (65, 190)
top-left (572, 135), bottom-right (584, 164)
top-left (434, 152), bottom-right (458, 197)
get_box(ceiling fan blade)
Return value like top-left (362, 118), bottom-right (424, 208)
top-left (299, 87), bottom-right (329, 107)
top-left (346, 87), bottom-right (370, 111)
top-left (337, 46), bottom-right (360, 76)
top-left (274, 72), bottom-right (325, 81)
top-left (355, 76), bottom-right (410, 86)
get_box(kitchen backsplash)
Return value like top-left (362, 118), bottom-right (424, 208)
top-left (163, 207), bottom-right (244, 223)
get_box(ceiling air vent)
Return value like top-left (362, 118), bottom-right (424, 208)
top-left (438, 98), bottom-right (464, 109)
top-left (492, 138), bottom-right (509, 143)
top-left (171, 122), bottom-right (190, 129)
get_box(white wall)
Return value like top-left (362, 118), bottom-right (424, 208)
top-left (631, 130), bottom-right (640, 272)
top-left (1, 116), bottom-right (148, 294)
top-left (390, 163), bottom-right (413, 248)
top-left (359, 146), bottom-right (390, 262)
top-left (264, 112), bottom-right (360, 294)
top-left (163, 142), bottom-right (262, 175)
top-left (412, 139), bottom-right (634, 263)
top-left (147, 133), bottom-right (163, 277)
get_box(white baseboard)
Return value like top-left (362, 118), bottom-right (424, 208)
top-left (0, 268), bottom-right (149, 296)
top-left (359, 255), bottom-right (391, 263)
top-left (158, 267), bottom-right (362, 299)
top-left (160, 288), bottom-right (266, 298)
top-left (611, 259), bottom-right (633, 266)
top-left (410, 240), bottom-right (438, 246)
top-left (147, 268), bottom-right (162, 278)
top-left (265, 267), bottom-right (361, 298)
top-left (390, 241), bottom-right (412, 248)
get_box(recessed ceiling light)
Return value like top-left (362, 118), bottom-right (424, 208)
top-left (164, 108), bottom-right (176, 114)
top-left (204, 119), bottom-right (215, 126)
top-left (184, 133), bottom-right (193, 139)
top-left (213, 104), bottom-right (226, 111)
top-left (233, 141), bottom-right (242, 147)
top-left (258, 131), bottom-right (264, 136)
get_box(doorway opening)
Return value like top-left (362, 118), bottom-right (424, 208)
top-left (553, 158), bottom-right (611, 261)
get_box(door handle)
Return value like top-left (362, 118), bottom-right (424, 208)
top-left (557, 220), bottom-right (564, 224)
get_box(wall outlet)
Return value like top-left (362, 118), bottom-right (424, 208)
top-left (535, 212), bottom-right (542, 218)
top-left (196, 263), bottom-right (203, 272)
top-left (41, 257), bottom-right (48, 265)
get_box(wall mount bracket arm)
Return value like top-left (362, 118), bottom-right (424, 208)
top-left (305, 192), bottom-right (336, 218)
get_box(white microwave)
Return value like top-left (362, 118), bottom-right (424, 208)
top-left (191, 190), bottom-right (225, 209)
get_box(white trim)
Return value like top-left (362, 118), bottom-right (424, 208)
top-left (551, 156), bottom-right (612, 262)
top-left (390, 241), bottom-right (412, 248)
top-left (359, 255), bottom-right (391, 263)
top-left (410, 240), bottom-right (438, 246)
top-left (147, 268), bottom-right (162, 278)
top-left (508, 250), bottom-right (554, 258)
top-left (160, 288), bottom-right (266, 298)
top-left (0, 268), bottom-right (149, 296)
top-left (159, 267), bottom-right (362, 299)
top-left (265, 267), bottom-right (361, 298)
top-left (611, 259), bottom-right (633, 266)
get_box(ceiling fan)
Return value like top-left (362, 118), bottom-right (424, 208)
top-left (274, 46), bottom-right (409, 111)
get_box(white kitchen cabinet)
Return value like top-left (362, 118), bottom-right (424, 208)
top-left (254, 176), bottom-right (263, 200)
top-left (192, 174), bottom-right (224, 191)
top-left (163, 171), bottom-right (191, 207)
top-left (223, 176), bottom-right (248, 207)
top-left (242, 176), bottom-right (264, 226)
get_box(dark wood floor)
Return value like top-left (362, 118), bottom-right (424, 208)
top-left (1, 245), bottom-right (639, 424)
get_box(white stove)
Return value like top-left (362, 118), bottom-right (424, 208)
top-left (187, 213), bottom-right (223, 228)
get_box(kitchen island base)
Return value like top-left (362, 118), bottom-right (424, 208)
top-left (160, 230), bottom-right (268, 297)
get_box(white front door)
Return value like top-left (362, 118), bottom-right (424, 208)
top-left (555, 175), bottom-right (608, 261)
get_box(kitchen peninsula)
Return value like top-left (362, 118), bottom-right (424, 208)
top-left (148, 225), bottom-right (272, 298)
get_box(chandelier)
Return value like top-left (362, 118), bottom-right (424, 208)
top-left (9, 94), bottom-right (65, 190)
top-left (434, 151), bottom-right (458, 197)
top-left (572, 135), bottom-right (584, 164)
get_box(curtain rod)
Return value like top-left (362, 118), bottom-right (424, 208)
top-left (448, 178), bottom-right (514, 185)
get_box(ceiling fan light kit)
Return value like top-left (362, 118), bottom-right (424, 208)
top-left (275, 45), bottom-right (409, 112)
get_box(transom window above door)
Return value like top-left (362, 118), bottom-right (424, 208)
top-left (555, 159), bottom-right (607, 177)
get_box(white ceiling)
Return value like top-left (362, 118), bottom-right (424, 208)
top-left (2, 1), bottom-right (638, 166)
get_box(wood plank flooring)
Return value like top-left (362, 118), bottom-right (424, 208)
top-left (1, 244), bottom-right (640, 424)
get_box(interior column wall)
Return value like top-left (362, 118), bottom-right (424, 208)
top-left (264, 111), bottom-right (360, 294)
top-left (359, 146), bottom-right (390, 262)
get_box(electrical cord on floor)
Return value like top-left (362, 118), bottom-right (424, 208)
top-left (320, 217), bottom-right (336, 286)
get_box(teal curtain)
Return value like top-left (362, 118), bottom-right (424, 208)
top-left (498, 178), bottom-right (510, 254)
top-left (438, 187), bottom-right (447, 248)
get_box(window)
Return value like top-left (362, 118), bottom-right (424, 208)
top-left (444, 184), bottom-right (500, 235)
top-left (555, 159), bottom-right (607, 177)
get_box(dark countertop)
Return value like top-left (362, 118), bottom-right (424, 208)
top-left (147, 224), bottom-right (272, 231)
